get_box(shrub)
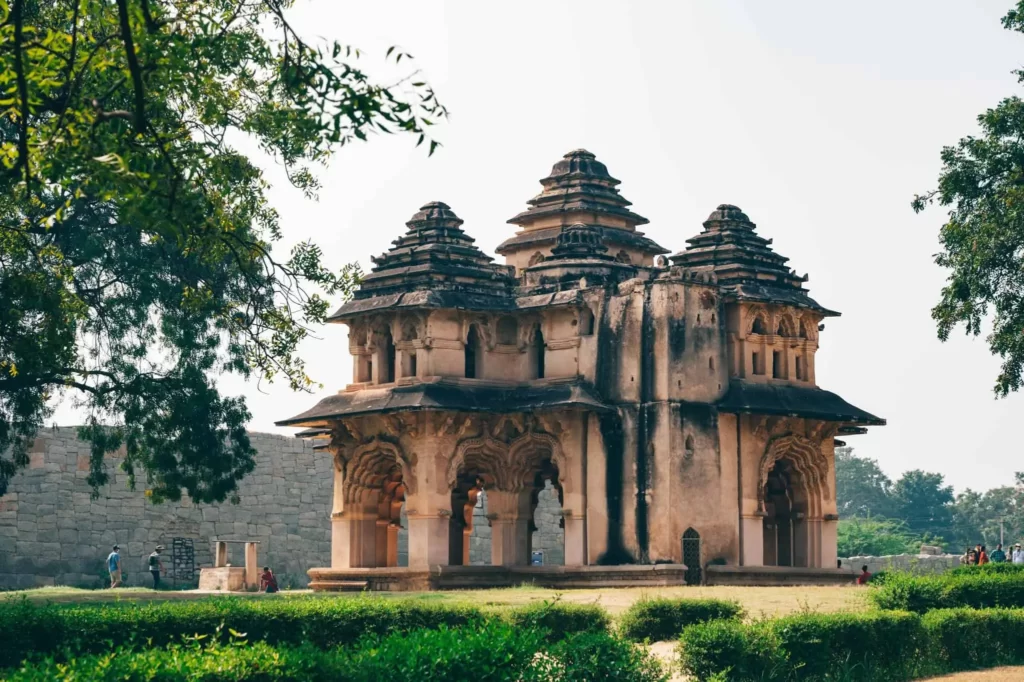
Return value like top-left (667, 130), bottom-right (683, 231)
top-left (545, 630), bottom-right (668, 682)
top-left (678, 610), bottom-right (927, 681)
top-left (500, 599), bottom-right (611, 642)
top-left (923, 608), bottom-right (1024, 672)
top-left (0, 596), bottom-right (486, 669)
top-left (618, 597), bottom-right (743, 642)
top-left (8, 623), bottom-right (667, 682)
top-left (869, 571), bottom-right (1024, 612)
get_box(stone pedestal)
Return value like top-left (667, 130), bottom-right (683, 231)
top-left (199, 566), bottom-right (245, 591)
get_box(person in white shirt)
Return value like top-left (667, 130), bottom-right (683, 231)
top-left (1012, 544), bottom-right (1024, 564)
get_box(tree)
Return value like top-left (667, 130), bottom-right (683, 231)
top-left (0, 0), bottom-right (447, 501)
top-left (837, 517), bottom-right (925, 558)
top-left (914, 2), bottom-right (1024, 396)
top-left (950, 474), bottom-right (1024, 549)
top-left (834, 446), bottom-right (896, 518)
top-left (891, 470), bottom-right (955, 542)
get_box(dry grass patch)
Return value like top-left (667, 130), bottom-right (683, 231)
top-left (926, 668), bottom-right (1024, 681)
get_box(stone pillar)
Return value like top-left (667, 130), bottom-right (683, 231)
top-left (214, 541), bottom-right (228, 568)
top-left (386, 523), bottom-right (400, 567)
top-left (822, 517), bottom-right (838, 568)
top-left (406, 510), bottom-right (451, 567)
top-left (741, 514), bottom-right (765, 566)
top-left (487, 489), bottom-right (533, 566)
top-left (244, 542), bottom-right (258, 589)
top-left (563, 510), bottom-right (585, 566)
top-left (331, 508), bottom-right (378, 568)
top-left (375, 519), bottom-right (389, 568)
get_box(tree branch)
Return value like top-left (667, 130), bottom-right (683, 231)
top-left (12, 0), bottom-right (31, 192)
top-left (115, 0), bottom-right (147, 134)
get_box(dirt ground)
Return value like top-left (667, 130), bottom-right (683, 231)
top-left (924, 669), bottom-right (1024, 681)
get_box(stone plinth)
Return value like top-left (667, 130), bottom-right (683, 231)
top-left (198, 566), bottom-right (246, 591)
top-left (705, 564), bottom-right (854, 586)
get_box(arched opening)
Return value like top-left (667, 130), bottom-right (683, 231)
top-left (448, 434), bottom-right (563, 566)
top-left (533, 327), bottom-right (545, 379)
top-left (528, 251), bottom-right (545, 266)
top-left (578, 307), bottom-right (595, 336)
top-left (799, 320), bottom-right (810, 339)
top-left (751, 316), bottom-right (767, 335)
top-left (342, 441), bottom-right (411, 568)
top-left (762, 457), bottom-right (817, 568)
top-left (682, 528), bottom-right (702, 585)
top-left (464, 325), bottom-right (481, 379)
top-left (684, 435), bottom-right (695, 459)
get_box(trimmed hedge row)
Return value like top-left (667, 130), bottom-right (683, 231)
top-left (678, 608), bottom-right (1024, 681)
top-left (618, 597), bottom-right (743, 642)
top-left (949, 562), bottom-right (1024, 576)
top-left (8, 622), bottom-right (669, 682)
top-left (0, 596), bottom-right (608, 669)
top-left (869, 571), bottom-right (1024, 612)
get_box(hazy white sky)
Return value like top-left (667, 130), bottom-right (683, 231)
top-left (53, 0), bottom-right (1024, 493)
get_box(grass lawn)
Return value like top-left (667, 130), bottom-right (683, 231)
top-left (3, 583), bottom-right (868, 618)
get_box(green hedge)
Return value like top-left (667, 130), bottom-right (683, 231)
top-left (924, 608), bottom-right (1024, 672)
top-left (617, 597), bottom-right (743, 642)
top-left (498, 599), bottom-right (611, 642)
top-left (869, 571), bottom-right (1024, 612)
top-left (678, 610), bottom-right (926, 681)
top-left (678, 608), bottom-right (1024, 681)
top-left (7, 623), bottom-right (668, 682)
top-left (0, 596), bottom-right (612, 670)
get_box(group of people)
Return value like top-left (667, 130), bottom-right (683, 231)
top-left (961, 542), bottom-right (1024, 565)
top-left (105, 544), bottom-right (278, 593)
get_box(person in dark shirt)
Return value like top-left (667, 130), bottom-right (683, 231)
top-left (856, 565), bottom-right (872, 585)
top-left (148, 546), bottom-right (165, 589)
top-left (990, 544), bottom-right (1007, 563)
top-left (259, 566), bottom-right (278, 593)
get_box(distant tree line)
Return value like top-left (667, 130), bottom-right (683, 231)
top-left (835, 447), bottom-right (1024, 557)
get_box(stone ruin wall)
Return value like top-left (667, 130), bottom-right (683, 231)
top-left (840, 553), bottom-right (963, 576)
top-left (0, 427), bottom-right (564, 589)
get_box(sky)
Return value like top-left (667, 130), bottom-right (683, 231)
top-left (52, 0), bottom-right (1024, 493)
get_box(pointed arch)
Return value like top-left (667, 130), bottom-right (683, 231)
top-left (344, 437), bottom-right (415, 502)
top-left (758, 433), bottom-right (830, 515)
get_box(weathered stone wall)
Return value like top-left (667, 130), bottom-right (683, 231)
top-left (0, 426), bottom-right (568, 588)
top-left (840, 553), bottom-right (962, 576)
top-left (0, 427), bottom-right (333, 589)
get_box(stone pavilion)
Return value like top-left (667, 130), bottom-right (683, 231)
top-left (278, 150), bottom-right (884, 590)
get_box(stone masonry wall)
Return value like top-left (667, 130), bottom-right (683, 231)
top-left (840, 553), bottom-right (962, 576)
top-left (0, 427), bottom-right (332, 589)
top-left (0, 427), bottom-right (567, 589)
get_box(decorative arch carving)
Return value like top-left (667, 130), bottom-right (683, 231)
top-left (757, 433), bottom-right (830, 514)
top-left (344, 437), bottom-right (416, 502)
top-left (747, 307), bottom-right (769, 336)
top-left (446, 425), bottom-right (565, 492)
top-left (776, 312), bottom-right (797, 338)
top-left (528, 251), bottom-right (545, 266)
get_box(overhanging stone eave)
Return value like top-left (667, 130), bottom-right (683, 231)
top-left (275, 379), bottom-right (614, 427)
top-left (716, 379), bottom-right (885, 426)
top-left (496, 226), bottom-right (668, 256)
top-left (327, 291), bottom-right (517, 321)
top-left (720, 288), bottom-right (841, 317)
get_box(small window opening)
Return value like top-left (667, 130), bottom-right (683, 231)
top-left (795, 356), bottom-right (804, 381)
top-left (752, 317), bottom-right (767, 335)
top-left (579, 307), bottom-right (595, 336)
top-left (533, 328), bottom-right (545, 379)
top-left (777, 322), bottom-right (785, 336)
top-left (409, 353), bottom-right (417, 378)
top-left (684, 436), bottom-right (695, 459)
top-left (696, 314), bottom-right (701, 324)
top-left (709, 357), bottom-right (715, 372)
top-left (799, 321), bottom-right (809, 339)
top-left (465, 326), bottom-right (479, 379)
top-left (367, 359), bottom-right (373, 383)
top-left (711, 313), bottom-right (716, 324)
top-left (752, 351), bottom-right (763, 376)
top-left (383, 331), bottom-right (396, 383)
top-left (772, 351), bottom-right (783, 379)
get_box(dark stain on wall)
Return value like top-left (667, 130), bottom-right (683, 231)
top-left (635, 284), bottom-right (654, 562)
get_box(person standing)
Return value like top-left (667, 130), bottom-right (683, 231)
top-left (259, 566), bottom-right (279, 594)
top-left (1014, 544), bottom-right (1024, 564)
top-left (991, 544), bottom-right (1007, 563)
top-left (107, 545), bottom-right (122, 588)
top-left (974, 544), bottom-right (984, 565)
top-left (978, 545), bottom-right (989, 565)
top-left (148, 545), bottom-right (165, 589)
